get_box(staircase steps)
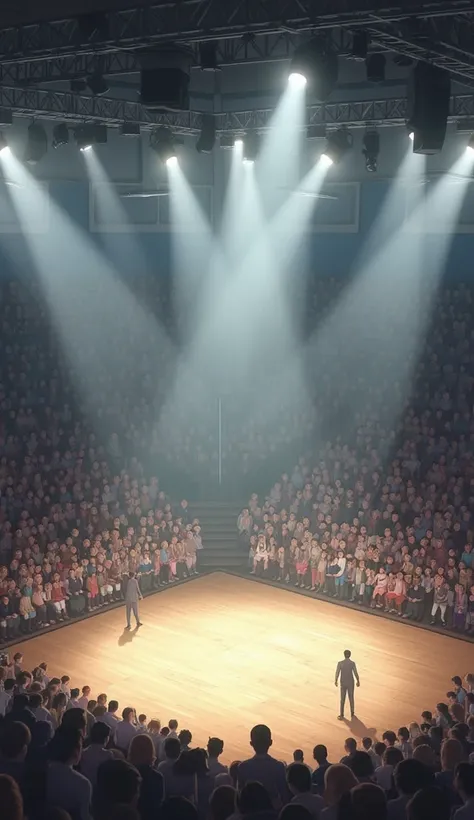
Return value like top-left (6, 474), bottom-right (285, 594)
top-left (189, 500), bottom-right (246, 570)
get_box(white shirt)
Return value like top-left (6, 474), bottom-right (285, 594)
top-left (115, 720), bottom-right (137, 751)
top-left (77, 696), bottom-right (90, 710)
top-left (375, 764), bottom-right (394, 791)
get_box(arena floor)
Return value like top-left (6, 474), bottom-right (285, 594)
top-left (9, 572), bottom-right (469, 763)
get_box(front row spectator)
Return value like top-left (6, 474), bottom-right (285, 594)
top-left (46, 726), bottom-right (92, 820)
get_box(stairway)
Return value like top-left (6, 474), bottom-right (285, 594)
top-left (189, 500), bottom-right (246, 570)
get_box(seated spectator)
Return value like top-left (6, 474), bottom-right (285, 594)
top-left (375, 748), bottom-right (404, 793)
top-left (340, 738), bottom-right (357, 766)
top-left (0, 774), bottom-right (23, 820)
top-left (407, 785), bottom-right (451, 820)
top-left (115, 707), bottom-right (137, 753)
top-left (454, 762), bottom-right (474, 820)
top-left (347, 751), bottom-right (375, 783)
top-left (0, 721), bottom-right (31, 783)
top-left (338, 783), bottom-right (387, 820)
top-left (128, 734), bottom-right (164, 820)
top-left (236, 781), bottom-right (277, 820)
top-left (161, 796), bottom-right (199, 820)
top-left (157, 737), bottom-right (182, 794)
top-left (311, 745), bottom-right (332, 796)
top-left (209, 785), bottom-right (236, 820)
top-left (179, 730), bottom-right (193, 752)
top-left (46, 726), bottom-right (92, 820)
top-left (208, 738), bottom-right (228, 778)
top-left (94, 759), bottom-right (142, 820)
top-left (435, 739), bottom-right (465, 807)
top-left (322, 764), bottom-right (358, 820)
top-left (79, 722), bottom-right (113, 787)
top-left (362, 737), bottom-right (381, 770)
top-left (286, 762), bottom-right (323, 818)
top-left (238, 725), bottom-right (289, 807)
top-left (388, 758), bottom-right (433, 820)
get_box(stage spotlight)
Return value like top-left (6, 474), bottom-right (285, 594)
top-left (0, 132), bottom-right (9, 156)
top-left (363, 130), bottom-right (380, 172)
top-left (290, 37), bottom-right (338, 100)
top-left (319, 153), bottom-right (333, 168)
top-left (24, 123), bottom-right (48, 165)
top-left (166, 156), bottom-right (178, 168)
top-left (243, 132), bottom-right (259, 163)
top-left (87, 71), bottom-right (109, 95)
top-left (288, 71), bottom-right (307, 89)
top-left (321, 129), bottom-right (353, 165)
top-left (408, 131), bottom-right (415, 141)
top-left (234, 138), bottom-right (243, 148)
top-left (196, 114), bottom-right (216, 153)
top-left (150, 127), bottom-right (180, 164)
top-left (74, 123), bottom-right (107, 151)
top-left (467, 135), bottom-right (474, 155)
top-left (52, 123), bottom-right (69, 149)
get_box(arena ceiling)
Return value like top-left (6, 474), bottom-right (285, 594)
top-left (1, 0), bottom-right (474, 131)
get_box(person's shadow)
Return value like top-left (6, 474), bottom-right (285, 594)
top-left (343, 715), bottom-right (377, 740)
top-left (118, 626), bottom-right (139, 646)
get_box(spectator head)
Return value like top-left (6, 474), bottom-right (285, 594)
top-left (108, 700), bottom-right (119, 713)
top-left (383, 748), bottom-right (404, 767)
top-left (362, 738), bottom-right (373, 751)
top-left (287, 763), bottom-right (312, 795)
top-left (179, 729), bottom-right (193, 748)
top-left (11, 694), bottom-right (29, 712)
top-left (98, 694), bottom-right (108, 706)
top-left (90, 721), bottom-right (111, 746)
top-left (229, 761), bottom-right (241, 787)
top-left (163, 737), bottom-right (181, 761)
top-left (209, 786), bottom-right (236, 820)
top-left (407, 786), bottom-right (450, 820)
top-left (278, 806), bottom-right (312, 820)
top-left (93, 705), bottom-right (107, 719)
top-left (398, 728), bottom-right (410, 743)
top-left (293, 749), bottom-right (304, 763)
top-left (128, 734), bottom-right (155, 767)
top-left (382, 731), bottom-right (397, 747)
top-left (61, 708), bottom-right (87, 736)
top-left (122, 708), bottom-right (134, 724)
top-left (160, 797), bottom-right (198, 820)
top-left (28, 693), bottom-right (42, 710)
top-left (313, 745), bottom-right (328, 765)
top-left (440, 738), bottom-right (463, 772)
top-left (250, 725), bottom-right (272, 755)
top-left (412, 746), bottom-right (436, 769)
top-left (374, 742), bottom-right (386, 759)
top-left (0, 722), bottom-right (31, 761)
top-left (344, 738), bottom-right (357, 755)
top-left (168, 719), bottom-right (178, 732)
top-left (70, 688), bottom-right (80, 700)
top-left (138, 715), bottom-right (146, 725)
top-left (344, 783), bottom-right (387, 820)
top-left (344, 650), bottom-right (352, 659)
top-left (13, 653), bottom-right (23, 665)
top-left (348, 751), bottom-right (374, 781)
top-left (60, 676), bottom-right (70, 687)
top-left (48, 727), bottom-right (82, 766)
top-left (237, 781), bottom-right (273, 815)
top-left (421, 712), bottom-right (433, 724)
top-left (324, 764), bottom-right (358, 806)
top-left (95, 760), bottom-right (141, 811)
top-left (394, 759), bottom-right (433, 796)
top-left (82, 686), bottom-right (91, 698)
top-left (450, 703), bottom-right (465, 724)
top-left (0, 774), bottom-right (23, 820)
top-left (455, 762), bottom-right (474, 799)
top-left (208, 738), bottom-right (224, 759)
top-left (452, 676), bottom-right (463, 689)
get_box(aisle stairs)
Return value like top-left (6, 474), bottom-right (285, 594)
top-left (188, 500), bottom-right (246, 570)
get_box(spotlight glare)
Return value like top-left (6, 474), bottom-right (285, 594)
top-left (0, 132), bottom-right (9, 156)
top-left (242, 158), bottom-right (254, 166)
top-left (467, 145), bottom-right (474, 155)
top-left (288, 71), bottom-right (307, 89)
top-left (234, 138), bottom-right (243, 148)
top-left (409, 131), bottom-right (414, 141)
top-left (166, 155), bottom-right (178, 168)
top-left (466, 135), bottom-right (474, 155)
top-left (80, 144), bottom-right (92, 152)
top-left (320, 153), bottom-right (333, 168)
top-left (0, 145), bottom-right (10, 157)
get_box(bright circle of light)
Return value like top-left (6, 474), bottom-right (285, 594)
top-left (0, 145), bottom-right (10, 156)
top-left (166, 155), bottom-right (178, 168)
top-left (242, 158), bottom-right (254, 166)
top-left (234, 138), bottom-right (243, 148)
top-left (80, 144), bottom-right (92, 152)
top-left (466, 144), bottom-right (474, 155)
top-left (288, 72), bottom-right (307, 89)
top-left (320, 153), bottom-right (334, 168)
top-left (408, 131), bottom-right (414, 141)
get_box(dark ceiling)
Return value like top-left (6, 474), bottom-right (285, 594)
top-left (0, 0), bottom-right (151, 27)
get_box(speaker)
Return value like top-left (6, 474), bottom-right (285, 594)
top-left (407, 62), bottom-right (451, 154)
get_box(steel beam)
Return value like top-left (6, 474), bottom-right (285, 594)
top-left (1, 85), bottom-right (474, 131)
top-left (0, 0), bottom-right (472, 65)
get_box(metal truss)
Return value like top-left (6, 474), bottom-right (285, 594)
top-left (2, 85), bottom-right (474, 132)
top-left (0, 0), bottom-right (472, 66)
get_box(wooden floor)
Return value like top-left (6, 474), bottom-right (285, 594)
top-left (9, 573), bottom-right (470, 763)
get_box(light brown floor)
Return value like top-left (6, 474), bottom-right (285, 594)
top-left (8, 573), bottom-right (470, 763)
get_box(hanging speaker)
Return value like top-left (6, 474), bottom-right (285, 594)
top-left (407, 63), bottom-right (451, 154)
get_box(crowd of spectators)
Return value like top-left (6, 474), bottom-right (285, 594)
top-left (237, 281), bottom-right (474, 635)
top-left (0, 278), bottom-right (204, 644)
top-left (1, 654), bottom-right (474, 820)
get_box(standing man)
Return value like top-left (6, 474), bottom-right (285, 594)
top-left (335, 649), bottom-right (360, 720)
top-left (125, 572), bottom-right (143, 630)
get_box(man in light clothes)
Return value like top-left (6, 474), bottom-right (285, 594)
top-left (125, 572), bottom-right (143, 630)
top-left (335, 649), bottom-right (360, 720)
